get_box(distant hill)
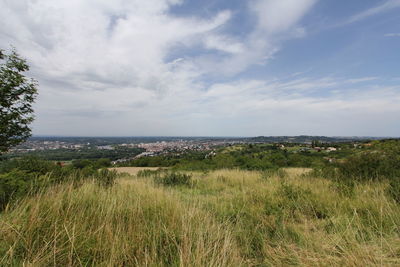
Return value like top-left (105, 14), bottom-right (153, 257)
top-left (245, 135), bottom-right (385, 144)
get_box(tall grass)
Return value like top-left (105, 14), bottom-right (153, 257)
top-left (0, 157), bottom-right (118, 210)
top-left (170, 169), bottom-right (400, 266)
top-left (0, 179), bottom-right (240, 266)
top-left (1, 169), bottom-right (399, 266)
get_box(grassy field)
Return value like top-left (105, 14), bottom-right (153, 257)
top-left (1, 168), bottom-right (399, 266)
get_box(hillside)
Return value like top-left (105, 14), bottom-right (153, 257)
top-left (1, 168), bottom-right (399, 266)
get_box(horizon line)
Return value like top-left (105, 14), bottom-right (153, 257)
top-left (30, 135), bottom-right (399, 139)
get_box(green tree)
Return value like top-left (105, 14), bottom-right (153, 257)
top-left (0, 48), bottom-right (38, 153)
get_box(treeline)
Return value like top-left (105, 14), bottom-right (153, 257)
top-left (124, 141), bottom-right (400, 173)
top-left (123, 145), bottom-right (329, 170)
top-left (0, 157), bottom-right (116, 210)
top-left (4, 147), bottom-right (144, 161)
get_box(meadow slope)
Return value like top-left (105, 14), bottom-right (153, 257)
top-left (1, 168), bottom-right (399, 266)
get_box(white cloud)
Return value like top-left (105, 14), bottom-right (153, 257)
top-left (347, 0), bottom-right (400, 24)
top-left (251, 0), bottom-right (317, 34)
top-left (2, 0), bottom-right (397, 136)
top-left (196, 78), bottom-right (400, 136)
top-left (0, 0), bottom-right (232, 134)
top-left (0, 0), bottom-right (230, 86)
top-left (0, 0), bottom-right (317, 92)
top-left (32, 72), bottom-right (400, 136)
top-left (189, 0), bottom-right (317, 76)
top-left (203, 35), bottom-right (245, 54)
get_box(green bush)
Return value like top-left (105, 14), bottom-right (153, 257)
top-left (0, 170), bottom-right (36, 209)
top-left (336, 152), bottom-right (400, 182)
top-left (0, 157), bottom-right (117, 209)
top-left (0, 157), bottom-right (56, 175)
top-left (72, 159), bottom-right (109, 169)
top-left (137, 169), bottom-right (163, 178)
top-left (316, 151), bottom-right (398, 178)
top-left (313, 151), bottom-right (400, 198)
top-left (154, 172), bottom-right (193, 187)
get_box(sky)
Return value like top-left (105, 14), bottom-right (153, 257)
top-left (1, 0), bottom-right (400, 137)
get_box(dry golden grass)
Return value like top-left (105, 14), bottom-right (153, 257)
top-left (1, 168), bottom-right (399, 266)
top-left (165, 169), bottom-right (400, 266)
top-left (0, 179), bottom-right (241, 266)
top-left (283, 167), bottom-right (312, 176)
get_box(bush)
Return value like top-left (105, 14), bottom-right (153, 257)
top-left (0, 157), bottom-right (56, 175)
top-left (315, 151), bottom-right (400, 189)
top-left (72, 158), bottom-right (111, 169)
top-left (137, 169), bottom-right (163, 178)
top-left (336, 152), bottom-right (400, 182)
top-left (0, 170), bottom-right (36, 209)
top-left (154, 172), bottom-right (193, 187)
top-left (0, 157), bottom-right (117, 209)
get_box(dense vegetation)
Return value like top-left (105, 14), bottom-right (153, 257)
top-left (123, 142), bottom-right (355, 170)
top-left (0, 157), bottom-right (116, 210)
top-left (4, 146), bottom-right (144, 161)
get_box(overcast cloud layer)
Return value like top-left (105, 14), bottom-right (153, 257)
top-left (1, 0), bottom-right (399, 136)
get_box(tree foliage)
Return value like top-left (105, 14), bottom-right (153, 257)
top-left (0, 48), bottom-right (38, 153)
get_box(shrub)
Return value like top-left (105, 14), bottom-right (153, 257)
top-left (154, 172), bottom-right (193, 187)
top-left (0, 170), bottom-right (36, 209)
top-left (0, 157), bottom-right (56, 175)
top-left (137, 169), bottom-right (163, 178)
top-left (0, 157), bottom-right (117, 209)
top-left (315, 151), bottom-right (400, 198)
top-left (337, 152), bottom-right (400, 182)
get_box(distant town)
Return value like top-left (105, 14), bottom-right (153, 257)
top-left (7, 136), bottom-right (246, 162)
top-left (11, 137), bottom-right (246, 153)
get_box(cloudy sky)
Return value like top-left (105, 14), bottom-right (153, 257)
top-left (1, 0), bottom-right (400, 136)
